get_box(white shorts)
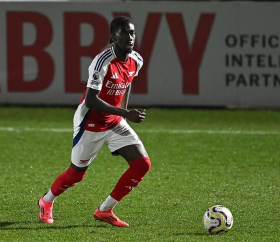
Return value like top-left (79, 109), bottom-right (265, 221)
top-left (71, 119), bottom-right (144, 168)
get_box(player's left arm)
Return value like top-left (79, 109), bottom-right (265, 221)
top-left (120, 53), bottom-right (143, 109)
top-left (121, 82), bottom-right (145, 121)
top-left (120, 84), bottom-right (131, 109)
top-left (120, 53), bottom-right (145, 121)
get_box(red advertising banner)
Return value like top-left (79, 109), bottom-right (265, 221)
top-left (0, 2), bottom-right (279, 107)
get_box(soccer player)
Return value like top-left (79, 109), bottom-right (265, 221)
top-left (38, 16), bottom-right (151, 227)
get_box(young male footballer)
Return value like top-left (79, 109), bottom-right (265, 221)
top-left (38, 16), bottom-right (151, 227)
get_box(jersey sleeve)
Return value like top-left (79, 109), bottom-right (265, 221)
top-left (131, 51), bottom-right (144, 77)
top-left (87, 54), bottom-right (109, 91)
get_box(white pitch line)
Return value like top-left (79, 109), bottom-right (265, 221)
top-left (0, 126), bottom-right (279, 135)
top-left (139, 129), bottom-right (280, 135)
top-left (0, 127), bottom-right (72, 133)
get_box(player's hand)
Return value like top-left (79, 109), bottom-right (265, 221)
top-left (125, 109), bottom-right (146, 123)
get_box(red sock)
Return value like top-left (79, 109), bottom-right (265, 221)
top-left (110, 157), bottom-right (151, 201)
top-left (51, 166), bottom-right (87, 196)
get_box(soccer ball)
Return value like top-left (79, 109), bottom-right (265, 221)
top-left (203, 205), bottom-right (233, 234)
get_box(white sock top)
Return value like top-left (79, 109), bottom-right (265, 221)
top-left (99, 195), bottom-right (118, 211)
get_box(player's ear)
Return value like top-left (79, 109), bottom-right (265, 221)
top-left (110, 33), bottom-right (115, 44)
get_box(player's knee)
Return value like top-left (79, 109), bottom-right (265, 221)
top-left (130, 157), bottom-right (151, 176)
top-left (67, 166), bottom-right (87, 183)
top-left (142, 157), bottom-right (151, 174)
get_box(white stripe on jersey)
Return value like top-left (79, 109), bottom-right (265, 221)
top-left (95, 48), bottom-right (113, 72)
top-left (73, 99), bottom-right (89, 137)
top-left (129, 50), bottom-right (143, 77)
top-left (87, 47), bottom-right (115, 91)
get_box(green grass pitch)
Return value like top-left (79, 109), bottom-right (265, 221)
top-left (0, 107), bottom-right (279, 242)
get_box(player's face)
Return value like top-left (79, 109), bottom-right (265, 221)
top-left (114, 23), bottom-right (136, 53)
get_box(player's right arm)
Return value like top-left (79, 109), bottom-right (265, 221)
top-left (85, 88), bottom-right (145, 123)
top-left (86, 48), bottom-right (145, 123)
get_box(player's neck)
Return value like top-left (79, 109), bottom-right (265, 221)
top-left (114, 45), bottom-right (129, 62)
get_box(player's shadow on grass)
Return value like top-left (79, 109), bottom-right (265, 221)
top-left (0, 222), bottom-right (18, 227)
top-left (173, 232), bottom-right (207, 236)
top-left (0, 221), bottom-right (105, 230)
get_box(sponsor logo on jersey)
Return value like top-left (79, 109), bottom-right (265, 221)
top-left (105, 80), bottom-right (130, 89)
top-left (105, 80), bottom-right (131, 96)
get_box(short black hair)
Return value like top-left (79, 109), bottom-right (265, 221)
top-left (109, 16), bottom-right (134, 44)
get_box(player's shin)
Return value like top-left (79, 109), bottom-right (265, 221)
top-left (47, 165), bottom-right (87, 199)
top-left (110, 157), bottom-right (151, 202)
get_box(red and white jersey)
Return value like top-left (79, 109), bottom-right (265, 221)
top-left (74, 46), bottom-right (143, 132)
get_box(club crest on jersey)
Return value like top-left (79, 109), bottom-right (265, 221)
top-left (128, 71), bottom-right (135, 77)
